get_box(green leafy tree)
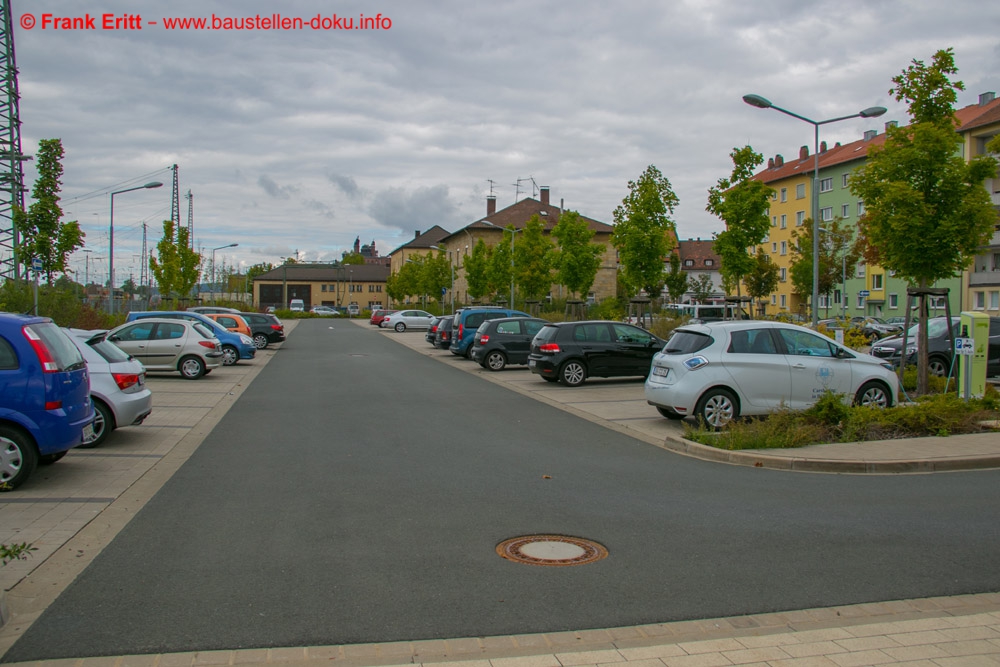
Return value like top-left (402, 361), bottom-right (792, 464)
top-left (487, 231), bottom-right (513, 303)
top-left (849, 47), bottom-right (999, 393)
top-left (612, 165), bottom-right (678, 298)
top-left (463, 239), bottom-right (491, 302)
top-left (341, 252), bottom-right (365, 265)
top-left (420, 251), bottom-right (452, 311)
top-left (707, 146), bottom-right (773, 301)
top-left (513, 215), bottom-right (554, 301)
top-left (149, 220), bottom-right (202, 300)
top-left (246, 262), bottom-right (274, 282)
top-left (663, 252), bottom-right (689, 304)
top-left (121, 277), bottom-right (138, 300)
top-left (385, 270), bottom-right (405, 304)
top-left (12, 139), bottom-right (85, 284)
top-left (744, 248), bottom-right (780, 314)
top-left (690, 274), bottom-right (716, 303)
top-left (551, 210), bottom-right (604, 300)
top-left (789, 218), bottom-right (860, 314)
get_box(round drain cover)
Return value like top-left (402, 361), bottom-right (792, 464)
top-left (496, 535), bottom-right (608, 567)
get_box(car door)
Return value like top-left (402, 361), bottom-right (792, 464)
top-left (610, 323), bottom-right (659, 375)
top-left (108, 321), bottom-right (158, 366)
top-left (722, 327), bottom-right (791, 410)
top-left (491, 319), bottom-right (525, 361)
top-left (143, 322), bottom-right (189, 368)
top-left (573, 323), bottom-right (615, 376)
top-left (775, 327), bottom-right (855, 409)
top-left (517, 319), bottom-right (546, 365)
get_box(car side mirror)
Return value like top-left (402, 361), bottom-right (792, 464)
top-left (109, 335), bottom-right (120, 342)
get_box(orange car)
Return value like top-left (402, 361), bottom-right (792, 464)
top-left (205, 313), bottom-right (253, 338)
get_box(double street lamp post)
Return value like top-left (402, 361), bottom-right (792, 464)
top-left (109, 181), bottom-right (163, 314)
top-left (742, 94), bottom-right (886, 327)
top-left (210, 243), bottom-right (239, 300)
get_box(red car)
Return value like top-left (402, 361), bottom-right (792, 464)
top-left (370, 309), bottom-right (397, 326)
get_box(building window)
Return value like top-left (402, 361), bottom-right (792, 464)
top-left (975, 291), bottom-right (985, 309)
top-left (780, 241), bottom-right (787, 255)
top-left (771, 216), bottom-right (777, 227)
top-left (684, 259), bottom-right (694, 267)
top-left (796, 183), bottom-right (805, 199)
top-left (704, 259), bottom-right (714, 267)
top-left (842, 173), bottom-right (850, 188)
top-left (321, 284), bottom-right (327, 292)
top-left (991, 291), bottom-right (1000, 310)
top-left (871, 274), bottom-right (883, 290)
top-left (771, 294), bottom-right (777, 305)
top-left (856, 264), bottom-right (865, 278)
top-left (780, 294), bottom-right (787, 308)
top-left (780, 214), bottom-right (787, 229)
top-left (819, 178), bottom-right (833, 192)
top-left (780, 188), bottom-right (787, 202)
top-left (857, 201), bottom-right (865, 216)
top-left (889, 293), bottom-right (898, 309)
top-left (818, 294), bottom-right (829, 308)
top-left (780, 267), bottom-right (787, 282)
top-left (841, 204), bottom-right (850, 218)
top-left (796, 211), bottom-right (805, 226)
top-left (834, 289), bottom-right (842, 305)
top-left (772, 242), bottom-right (777, 253)
top-left (857, 294), bottom-right (865, 308)
top-left (820, 206), bottom-right (833, 221)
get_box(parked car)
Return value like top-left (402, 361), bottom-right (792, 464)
top-left (0, 313), bottom-right (94, 489)
top-left (187, 306), bottom-right (241, 315)
top-left (66, 328), bottom-right (152, 448)
top-left (644, 320), bottom-right (898, 428)
top-left (125, 311), bottom-right (255, 366)
top-left (470, 317), bottom-right (549, 371)
top-left (370, 309), bottom-right (396, 326)
top-left (240, 312), bottom-right (286, 349)
top-left (527, 320), bottom-right (665, 386)
top-left (108, 318), bottom-right (223, 380)
top-left (311, 305), bottom-right (341, 317)
top-left (381, 309), bottom-right (434, 332)
top-left (205, 313), bottom-right (253, 338)
top-left (870, 316), bottom-right (1000, 378)
top-left (425, 316), bottom-right (449, 345)
top-left (433, 316), bottom-right (454, 349)
top-left (289, 299), bottom-right (305, 312)
top-left (450, 307), bottom-right (531, 358)
top-left (851, 316), bottom-right (903, 343)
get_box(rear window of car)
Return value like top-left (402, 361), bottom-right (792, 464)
top-left (662, 330), bottom-right (713, 354)
top-left (26, 322), bottom-right (85, 371)
top-left (0, 337), bottom-right (17, 370)
top-left (88, 336), bottom-right (132, 363)
top-left (193, 323), bottom-right (216, 339)
top-left (533, 325), bottom-right (559, 344)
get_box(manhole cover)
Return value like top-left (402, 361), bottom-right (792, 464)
top-left (496, 535), bottom-right (608, 567)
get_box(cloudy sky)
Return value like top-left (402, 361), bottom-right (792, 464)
top-left (13, 0), bottom-right (1000, 283)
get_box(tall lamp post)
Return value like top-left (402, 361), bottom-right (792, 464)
top-left (742, 95), bottom-right (885, 327)
top-left (429, 245), bottom-right (454, 313)
top-left (109, 181), bottom-right (163, 314)
top-left (211, 243), bottom-right (239, 299)
top-left (481, 221), bottom-right (520, 307)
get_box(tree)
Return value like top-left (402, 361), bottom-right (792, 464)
top-left (513, 215), bottom-right (554, 301)
top-left (789, 217), bottom-right (860, 315)
top-left (12, 139), bottom-right (84, 284)
top-left (420, 251), bottom-right (452, 311)
top-left (707, 146), bottom-right (773, 301)
top-left (121, 277), bottom-right (138, 300)
top-left (690, 274), bottom-right (716, 304)
top-left (463, 240), bottom-right (491, 303)
top-left (612, 165), bottom-right (678, 298)
top-left (149, 220), bottom-right (201, 300)
top-left (486, 232), bottom-right (513, 303)
top-left (663, 252), bottom-right (689, 304)
top-left (744, 248), bottom-right (779, 314)
top-left (245, 262), bottom-right (274, 283)
top-left (341, 252), bottom-right (365, 265)
top-left (849, 48), bottom-right (999, 393)
top-left (551, 210), bottom-right (603, 300)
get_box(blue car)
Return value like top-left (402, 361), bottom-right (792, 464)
top-left (1, 313), bottom-right (95, 490)
top-left (125, 311), bottom-right (256, 366)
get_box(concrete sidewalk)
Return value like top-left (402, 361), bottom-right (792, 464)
top-left (2, 318), bottom-right (999, 667)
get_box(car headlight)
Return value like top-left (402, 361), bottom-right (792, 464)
top-left (905, 345), bottom-right (917, 355)
top-left (240, 335), bottom-right (254, 345)
top-left (683, 355), bottom-right (709, 371)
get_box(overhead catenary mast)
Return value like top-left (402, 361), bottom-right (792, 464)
top-left (0, 0), bottom-right (27, 280)
top-left (185, 189), bottom-right (193, 246)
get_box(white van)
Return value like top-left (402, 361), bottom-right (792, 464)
top-left (289, 299), bottom-right (305, 312)
top-left (347, 303), bottom-right (360, 316)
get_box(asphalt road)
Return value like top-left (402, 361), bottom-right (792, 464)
top-left (5, 319), bottom-right (1000, 661)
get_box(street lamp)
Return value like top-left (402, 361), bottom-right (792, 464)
top-left (481, 220), bottom-right (520, 307)
top-left (109, 181), bottom-right (163, 314)
top-left (211, 243), bottom-right (239, 298)
top-left (742, 94), bottom-right (885, 327)
top-left (429, 245), bottom-right (454, 313)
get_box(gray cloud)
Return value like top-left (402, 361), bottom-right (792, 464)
top-left (369, 185), bottom-right (462, 235)
top-left (258, 175), bottom-right (298, 200)
top-left (327, 173), bottom-right (361, 199)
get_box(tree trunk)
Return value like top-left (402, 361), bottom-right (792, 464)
top-left (917, 281), bottom-right (929, 396)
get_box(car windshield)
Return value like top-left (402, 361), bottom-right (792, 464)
top-left (662, 330), bottom-right (713, 354)
top-left (904, 318), bottom-right (955, 338)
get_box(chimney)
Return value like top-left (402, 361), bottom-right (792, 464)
top-left (414, 229), bottom-right (420, 239)
top-left (775, 154), bottom-right (784, 167)
top-left (768, 157), bottom-right (774, 169)
top-left (979, 91), bottom-right (996, 106)
top-left (864, 129), bottom-right (878, 141)
top-left (820, 141), bottom-right (827, 153)
top-left (799, 146), bottom-right (809, 160)
top-left (486, 195), bottom-right (496, 216)
top-left (540, 186), bottom-right (550, 206)
top-left (885, 120), bottom-right (898, 131)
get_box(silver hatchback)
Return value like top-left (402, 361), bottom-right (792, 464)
top-left (106, 318), bottom-right (223, 380)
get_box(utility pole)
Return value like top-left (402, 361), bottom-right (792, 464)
top-left (185, 189), bottom-right (194, 247)
top-left (0, 0), bottom-right (28, 281)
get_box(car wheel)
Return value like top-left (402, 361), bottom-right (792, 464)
top-left (253, 333), bottom-right (269, 350)
top-left (179, 355), bottom-right (206, 380)
top-left (0, 425), bottom-right (38, 490)
top-left (868, 332), bottom-right (880, 344)
top-left (656, 406), bottom-right (685, 420)
top-left (928, 355), bottom-right (949, 377)
top-left (559, 360), bottom-right (587, 386)
top-left (38, 451), bottom-right (67, 465)
top-left (394, 322), bottom-right (406, 332)
top-left (222, 345), bottom-right (239, 366)
top-left (485, 351), bottom-right (507, 371)
top-left (855, 381), bottom-right (891, 409)
top-left (78, 400), bottom-right (113, 449)
top-left (695, 388), bottom-right (738, 429)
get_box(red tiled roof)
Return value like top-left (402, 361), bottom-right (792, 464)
top-left (441, 196), bottom-right (611, 245)
top-left (677, 239), bottom-right (720, 269)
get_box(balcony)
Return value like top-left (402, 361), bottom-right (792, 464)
top-left (969, 269), bottom-right (1000, 287)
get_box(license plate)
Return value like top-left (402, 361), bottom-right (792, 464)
top-left (528, 360), bottom-right (536, 367)
top-left (81, 422), bottom-right (95, 443)
top-left (652, 366), bottom-right (668, 377)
